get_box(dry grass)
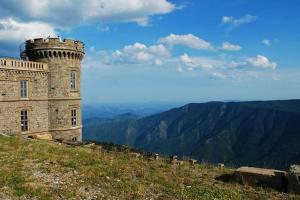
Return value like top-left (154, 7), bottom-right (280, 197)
top-left (0, 135), bottom-right (299, 200)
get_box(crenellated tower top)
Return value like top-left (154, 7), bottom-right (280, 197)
top-left (23, 37), bottom-right (84, 61)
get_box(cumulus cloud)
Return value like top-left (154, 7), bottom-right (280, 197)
top-left (261, 39), bottom-right (271, 46)
top-left (0, 17), bottom-right (56, 43)
top-left (121, 43), bottom-right (170, 61)
top-left (0, 0), bottom-right (177, 28)
top-left (89, 42), bottom-right (171, 67)
top-left (158, 34), bottom-right (213, 50)
top-left (180, 53), bottom-right (222, 69)
top-left (247, 55), bottom-right (277, 70)
top-left (85, 35), bottom-right (278, 81)
top-left (220, 42), bottom-right (241, 51)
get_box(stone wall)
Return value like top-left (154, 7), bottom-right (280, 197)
top-left (48, 99), bottom-right (82, 132)
top-left (0, 101), bottom-right (49, 135)
top-left (0, 37), bottom-right (84, 141)
top-left (0, 69), bottom-right (49, 100)
top-left (25, 37), bottom-right (84, 141)
top-left (0, 69), bottom-right (49, 135)
top-left (31, 57), bottom-right (81, 99)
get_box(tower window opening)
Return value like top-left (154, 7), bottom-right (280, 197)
top-left (71, 109), bottom-right (77, 127)
top-left (20, 80), bottom-right (28, 98)
top-left (21, 110), bottom-right (28, 132)
top-left (70, 70), bottom-right (77, 90)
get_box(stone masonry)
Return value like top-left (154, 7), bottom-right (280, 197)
top-left (0, 37), bottom-right (84, 141)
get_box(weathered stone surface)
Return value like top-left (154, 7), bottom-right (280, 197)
top-left (288, 164), bottom-right (300, 194)
top-left (28, 133), bottom-right (53, 140)
top-left (170, 155), bottom-right (178, 164)
top-left (0, 37), bottom-right (84, 141)
top-left (234, 166), bottom-right (287, 191)
top-left (189, 159), bottom-right (197, 165)
top-left (218, 163), bottom-right (225, 169)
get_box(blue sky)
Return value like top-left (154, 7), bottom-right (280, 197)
top-left (0, 0), bottom-right (300, 104)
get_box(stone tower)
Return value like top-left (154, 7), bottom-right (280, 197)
top-left (24, 38), bottom-right (84, 141)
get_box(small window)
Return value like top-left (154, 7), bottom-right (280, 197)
top-left (70, 71), bottom-right (77, 90)
top-left (21, 110), bottom-right (28, 132)
top-left (20, 80), bottom-right (28, 98)
top-left (71, 109), bottom-right (77, 127)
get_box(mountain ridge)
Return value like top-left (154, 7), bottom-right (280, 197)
top-left (83, 99), bottom-right (300, 169)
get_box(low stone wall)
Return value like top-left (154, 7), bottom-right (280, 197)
top-left (233, 165), bottom-right (300, 194)
top-left (234, 167), bottom-right (287, 191)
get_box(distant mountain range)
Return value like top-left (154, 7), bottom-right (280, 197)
top-left (82, 102), bottom-right (183, 120)
top-left (83, 99), bottom-right (300, 169)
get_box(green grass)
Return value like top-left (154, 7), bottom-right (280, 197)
top-left (0, 135), bottom-right (299, 200)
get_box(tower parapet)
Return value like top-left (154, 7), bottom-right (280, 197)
top-left (24, 38), bottom-right (84, 61)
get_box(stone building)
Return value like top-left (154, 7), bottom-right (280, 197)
top-left (0, 37), bottom-right (84, 141)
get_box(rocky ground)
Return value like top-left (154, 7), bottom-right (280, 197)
top-left (0, 136), bottom-right (299, 200)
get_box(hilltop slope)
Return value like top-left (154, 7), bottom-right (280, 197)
top-left (0, 136), bottom-right (299, 200)
top-left (84, 100), bottom-right (300, 169)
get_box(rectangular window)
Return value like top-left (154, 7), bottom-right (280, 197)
top-left (70, 71), bottom-right (76, 90)
top-left (21, 110), bottom-right (28, 132)
top-left (20, 80), bottom-right (28, 98)
top-left (71, 109), bottom-right (77, 127)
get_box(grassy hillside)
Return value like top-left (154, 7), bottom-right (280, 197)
top-left (83, 100), bottom-right (300, 170)
top-left (0, 136), bottom-right (299, 200)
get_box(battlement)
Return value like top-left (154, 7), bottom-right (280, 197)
top-left (0, 58), bottom-right (48, 72)
top-left (25, 37), bottom-right (84, 53)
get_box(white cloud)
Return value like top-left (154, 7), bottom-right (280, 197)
top-left (159, 34), bottom-right (213, 50)
top-left (222, 15), bottom-right (257, 27)
top-left (154, 59), bottom-right (163, 66)
top-left (210, 72), bottom-right (227, 79)
top-left (84, 36), bottom-right (278, 82)
top-left (180, 53), bottom-right (222, 69)
top-left (83, 56), bottom-right (106, 69)
top-left (261, 39), bottom-right (271, 46)
top-left (91, 42), bottom-right (171, 66)
top-left (247, 55), bottom-right (277, 70)
top-left (220, 42), bottom-right (241, 51)
top-left (122, 42), bottom-right (170, 59)
top-left (0, 17), bottom-right (56, 43)
top-left (1, 0), bottom-right (177, 28)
